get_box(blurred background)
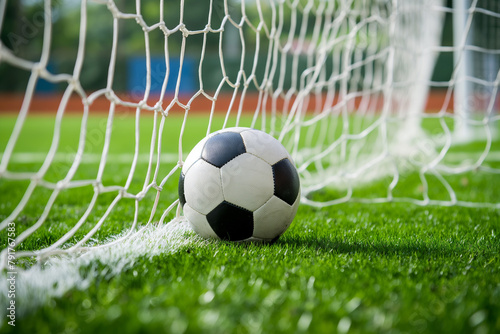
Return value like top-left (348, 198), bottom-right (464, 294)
top-left (0, 0), bottom-right (498, 111)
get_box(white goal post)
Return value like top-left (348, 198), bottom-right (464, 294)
top-left (0, 0), bottom-right (499, 267)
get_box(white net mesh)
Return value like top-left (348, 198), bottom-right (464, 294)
top-left (0, 0), bottom-right (499, 267)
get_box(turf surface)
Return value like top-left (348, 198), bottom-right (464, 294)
top-left (0, 114), bottom-right (499, 333)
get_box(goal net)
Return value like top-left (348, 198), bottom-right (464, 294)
top-left (0, 0), bottom-right (499, 267)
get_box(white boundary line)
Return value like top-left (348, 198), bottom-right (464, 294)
top-left (0, 152), bottom-right (182, 164)
top-left (1, 151), bottom-right (500, 164)
top-left (0, 221), bottom-right (197, 319)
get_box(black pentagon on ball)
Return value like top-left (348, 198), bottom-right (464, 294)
top-left (206, 201), bottom-right (254, 241)
top-left (178, 172), bottom-right (186, 208)
top-left (201, 132), bottom-right (246, 168)
top-left (272, 158), bottom-right (300, 205)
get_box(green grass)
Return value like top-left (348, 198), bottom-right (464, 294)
top-left (0, 114), bottom-right (499, 333)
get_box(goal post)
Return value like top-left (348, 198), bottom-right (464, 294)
top-left (453, 0), bottom-right (500, 142)
top-left (0, 0), bottom-right (499, 267)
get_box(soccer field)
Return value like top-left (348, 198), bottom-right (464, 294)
top-left (0, 113), bottom-right (499, 333)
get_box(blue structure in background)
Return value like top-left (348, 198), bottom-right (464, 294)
top-left (35, 62), bottom-right (57, 93)
top-left (128, 56), bottom-right (197, 97)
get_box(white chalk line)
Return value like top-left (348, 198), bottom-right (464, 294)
top-left (1, 151), bottom-right (500, 165)
top-left (0, 220), bottom-right (199, 322)
top-left (0, 152), bottom-right (182, 164)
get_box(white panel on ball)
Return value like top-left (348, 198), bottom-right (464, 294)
top-left (183, 203), bottom-right (219, 239)
top-left (220, 153), bottom-right (274, 211)
top-left (253, 195), bottom-right (294, 239)
top-left (182, 136), bottom-right (208, 174)
top-left (216, 127), bottom-right (249, 134)
top-left (289, 192), bottom-right (300, 225)
top-left (184, 159), bottom-right (224, 215)
top-left (240, 129), bottom-right (291, 165)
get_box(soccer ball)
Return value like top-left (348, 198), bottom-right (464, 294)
top-left (178, 127), bottom-right (300, 242)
